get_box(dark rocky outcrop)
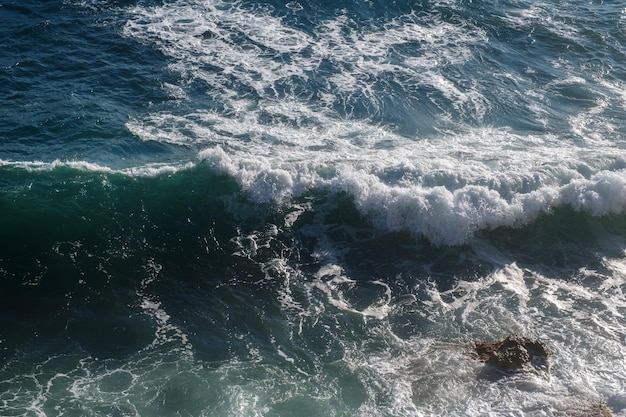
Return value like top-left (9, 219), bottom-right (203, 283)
top-left (474, 334), bottom-right (553, 373)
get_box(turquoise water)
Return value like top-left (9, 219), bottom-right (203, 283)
top-left (2, 0), bottom-right (626, 415)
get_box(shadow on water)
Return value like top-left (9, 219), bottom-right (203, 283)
top-left (0, 165), bottom-right (241, 362)
top-left (298, 191), bottom-right (626, 289)
top-left (481, 206), bottom-right (626, 277)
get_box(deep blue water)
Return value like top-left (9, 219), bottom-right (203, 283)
top-left (2, 0), bottom-right (626, 415)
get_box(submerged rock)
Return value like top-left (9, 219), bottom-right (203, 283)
top-left (474, 334), bottom-right (553, 373)
top-left (556, 397), bottom-right (613, 417)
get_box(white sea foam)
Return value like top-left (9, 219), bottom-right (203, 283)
top-left (5, 134), bottom-right (626, 248)
top-left (198, 137), bottom-right (626, 244)
top-left (116, 0), bottom-right (626, 245)
top-left (0, 158), bottom-right (195, 177)
top-left (123, 0), bottom-right (488, 117)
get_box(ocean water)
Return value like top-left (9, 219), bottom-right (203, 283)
top-left (2, 0), bottom-right (626, 415)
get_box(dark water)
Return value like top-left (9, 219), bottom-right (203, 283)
top-left (2, 0), bottom-right (626, 415)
